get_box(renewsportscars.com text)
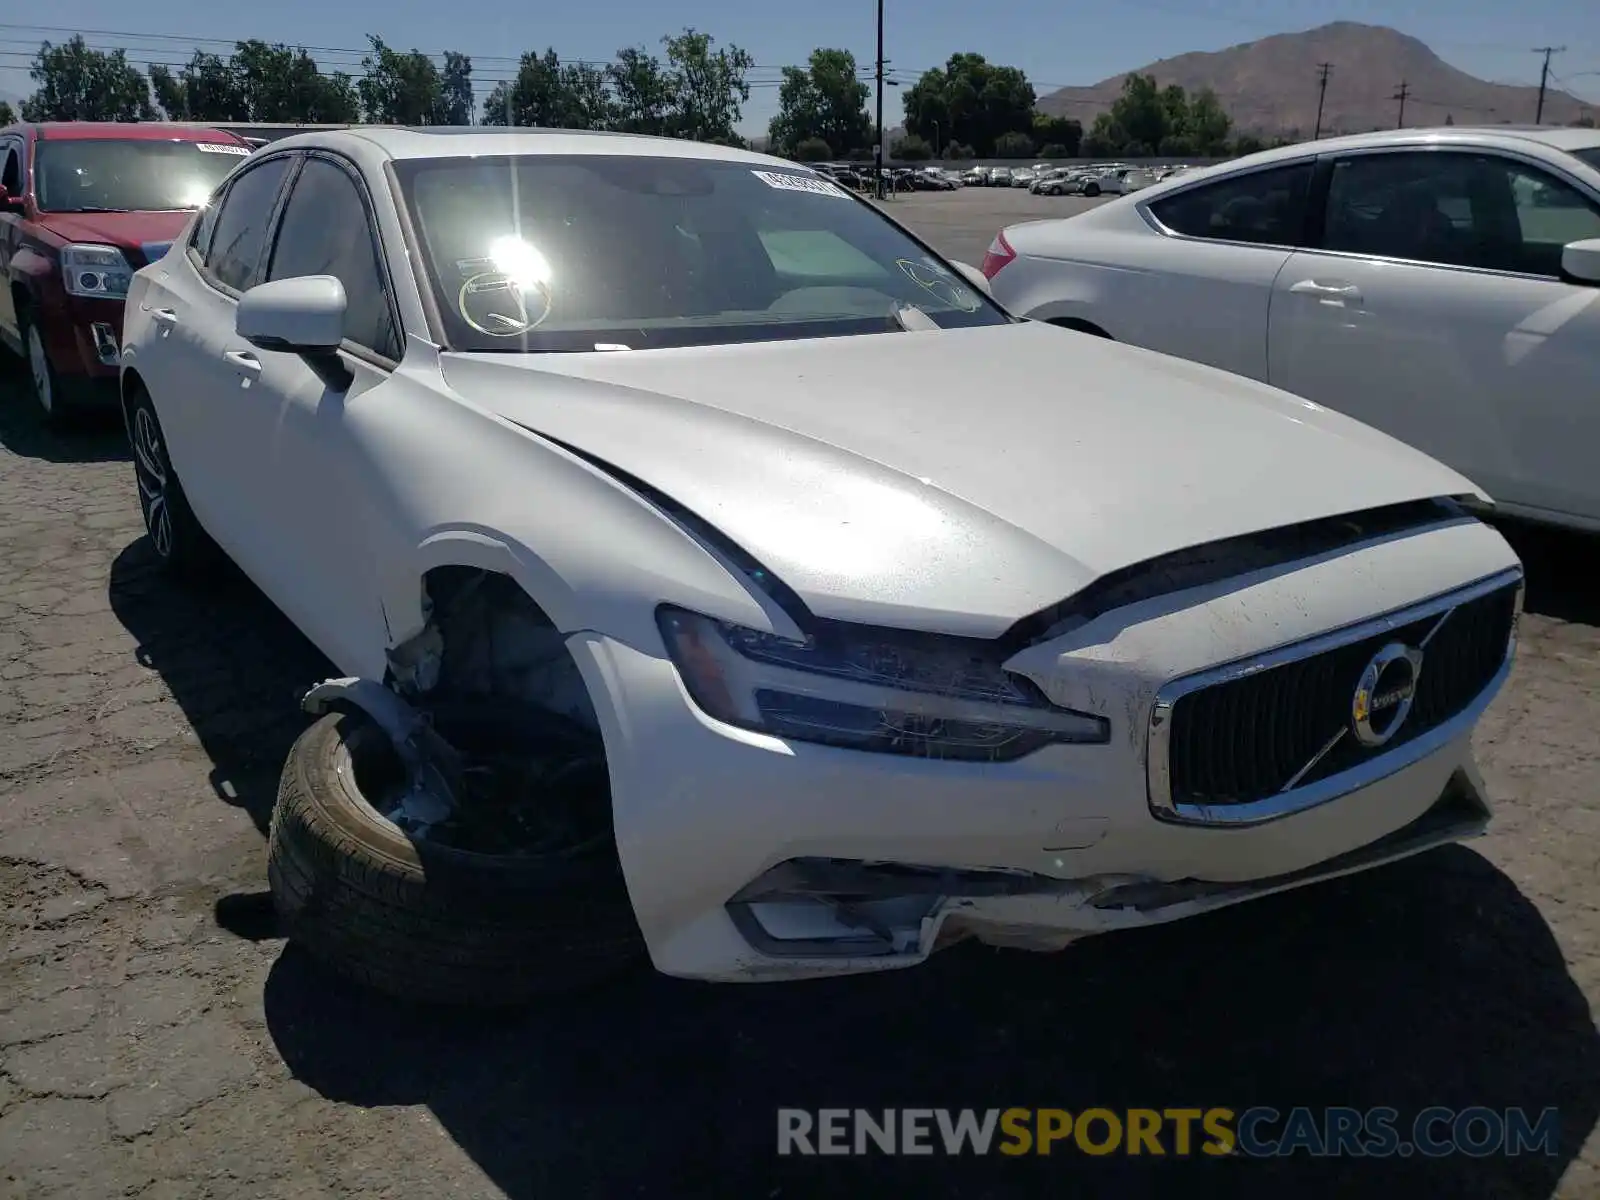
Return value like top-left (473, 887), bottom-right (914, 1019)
top-left (777, 1106), bottom-right (1561, 1158)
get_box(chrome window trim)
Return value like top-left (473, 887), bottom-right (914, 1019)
top-left (1146, 565), bottom-right (1524, 828)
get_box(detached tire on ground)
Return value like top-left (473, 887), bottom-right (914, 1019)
top-left (268, 710), bottom-right (647, 1006)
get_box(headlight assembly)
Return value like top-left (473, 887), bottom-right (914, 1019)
top-left (61, 243), bottom-right (134, 299)
top-left (656, 606), bottom-right (1108, 762)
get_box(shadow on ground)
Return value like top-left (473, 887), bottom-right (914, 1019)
top-left (107, 538), bottom-right (332, 832)
top-left (0, 371), bottom-right (132, 463)
top-left (259, 849), bottom-right (1599, 1198)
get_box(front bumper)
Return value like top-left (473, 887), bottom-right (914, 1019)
top-left (570, 515), bottom-right (1520, 982)
top-left (40, 295), bottom-right (125, 392)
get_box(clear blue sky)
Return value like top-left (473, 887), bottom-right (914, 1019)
top-left (2, 0), bottom-right (1596, 134)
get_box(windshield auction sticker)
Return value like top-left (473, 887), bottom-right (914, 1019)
top-left (195, 143), bottom-right (251, 155)
top-left (751, 170), bottom-right (849, 198)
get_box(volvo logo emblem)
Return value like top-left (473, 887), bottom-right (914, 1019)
top-left (1350, 642), bottom-right (1425, 748)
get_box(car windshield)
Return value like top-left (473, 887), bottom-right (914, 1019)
top-left (394, 153), bottom-right (1009, 353)
top-left (1569, 146), bottom-right (1600, 172)
top-left (35, 139), bottom-right (248, 213)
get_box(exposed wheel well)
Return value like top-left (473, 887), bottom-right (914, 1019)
top-left (1046, 317), bottom-right (1112, 339)
top-left (119, 367), bottom-right (146, 432)
top-left (413, 566), bottom-right (603, 739)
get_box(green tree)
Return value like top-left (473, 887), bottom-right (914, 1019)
top-left (233, 41), bottom-right (358, 122)
top-left (891, 133), bottom-right (931, 160)
top-left (151, 52), bottom-right (249, 122)
top-left (556, 61), bottom-right (614, 129)
top-left (608, 47), bottom-right (672, 134)
top-left (1185, 87), bottom-right (1232, 154)
top-left (662, 28), bottom-right (753, 142)
top-left (793, 136), bottom-right (832, 161)
top-left (1031, 113), bottom-right (1082, 156)
top-left (768, 48), bottom-right (870, 158)
top-left (439, 52), bottom-right (473, 124)
top-left (943, 140), bottom-right (974, 160)
top-left (482, 49), bottom-right (611, 129)
top-left (21, 36), bottom-right (156, 121)
top-left (482, 49), bottom-right (564, 126)
top-left (0, 100), bottom-right (15, 127)
top-left (1230, 133), bottom-right (1266, 156)
top-left (902, 53), bottom-right (1035, 157)
top-left (1038, 142), bottom-right (1067, 158)
top-left (993, 129), bottom-right (1035, 158)
top-left (358, 36), bottom-right (444, 124)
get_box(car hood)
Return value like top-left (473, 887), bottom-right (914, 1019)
top-left (36, 210), bottom-right (193, 266)
top-left (438, 321), bottom-right (1480, 637)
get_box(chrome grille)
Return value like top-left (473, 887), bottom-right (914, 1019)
top-left (1149, 571), bottom-right (1521, 825)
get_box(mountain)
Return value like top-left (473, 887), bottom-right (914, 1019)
top-left (1038, 22), bottom-right (1596, 138)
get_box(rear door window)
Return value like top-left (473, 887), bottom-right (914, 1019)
top-left (1147, 162), bottom-right (1315, 247)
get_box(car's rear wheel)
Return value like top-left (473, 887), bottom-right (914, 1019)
top-left (268, 709), bottom-right (647, 1006)
top-left (1084, 182), bottom-right (1101, 197)
top-left (126, 384), bottom-right (221, 578)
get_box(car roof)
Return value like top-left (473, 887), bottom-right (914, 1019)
top-left (28, 122), bottom-right (247, 144)
top-left (1203, 125), bottom-right (1600, 171)
top-left (1121, 124), bottom-right (1600, 204)
top-left (259, 124), bottom-right (788, 167)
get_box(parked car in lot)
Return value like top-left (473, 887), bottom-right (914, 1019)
top-left (121, 127), bottom-right (1521, 1003)
top-left (984, 126), bottom-right (1600, 532)
top-left (962, 166), bottom-right (988, 187)
top-left (987, 166), bottom-right (1013, 187)
top-left (0, 121), bottom-right (253, 424)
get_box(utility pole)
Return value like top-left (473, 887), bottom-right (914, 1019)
top-left (1393, 80), bottom-right (1410, 128)
top-left (1533, 46), bottom-right (1565, 123)
top-left (875, 0), bottom-right (885, 200)
top-left (1313, 62), bottom-right (1332, 139)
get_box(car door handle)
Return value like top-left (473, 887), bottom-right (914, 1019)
top-left (1288, 279), bottom-right (1362, 302)
top-left (223, 349), bottom-right (261, 376)
top-left (150, 308), bottom-right (178, 327)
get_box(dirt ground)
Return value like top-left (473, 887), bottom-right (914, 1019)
top-left (2, 191), bottom-right (1599, 1198)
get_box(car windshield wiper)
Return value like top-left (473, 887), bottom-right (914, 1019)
top-left (52, 205), bottom-right (134, 213)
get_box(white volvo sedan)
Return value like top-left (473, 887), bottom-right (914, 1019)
top-left (120, 127), bottom-right (1522, 1003)
top-left (983, 126), bottom-right (1600, 534)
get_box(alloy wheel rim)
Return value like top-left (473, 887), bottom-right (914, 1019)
top-left (132, 407), bottom-right (174, 558)
top-left (27, 326), bottom-right (52, 415)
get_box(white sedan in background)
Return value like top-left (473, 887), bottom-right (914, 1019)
top-left (983, 126), bottom-right (1600, 532)
top-left (120, 127), bottom-right (1521, 1004)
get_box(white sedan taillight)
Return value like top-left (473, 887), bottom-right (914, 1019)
top-left (980, 229), bottom-right (1016, 279)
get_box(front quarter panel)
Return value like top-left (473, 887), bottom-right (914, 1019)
top-left (347, 343), bottom-right (800, 671)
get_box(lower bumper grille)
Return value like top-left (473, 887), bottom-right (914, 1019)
top-left (1154, 573), bottom-right (1520, 819)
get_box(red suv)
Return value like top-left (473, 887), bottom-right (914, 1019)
top-left (0, 122), bottom-right (253, 425)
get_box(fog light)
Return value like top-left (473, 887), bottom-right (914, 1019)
top-left (90, 323), bottom-right (119, 365)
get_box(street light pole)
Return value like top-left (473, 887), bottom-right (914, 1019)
top-left (875, 0), bottom-right (885, 199)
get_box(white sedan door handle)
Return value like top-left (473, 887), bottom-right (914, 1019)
top-left (223, 349), bottom-right (261, 376)
top-left (150, 308), bottom-right (178, 327)
top-left (1288, 279), bottom-right (1362, 302)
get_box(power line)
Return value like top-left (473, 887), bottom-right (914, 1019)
top-left (1392, 80), bottom-right (1410, 128)
top-left (1532, 46), bottom-right (1565, 122)
top-left (1313, 62), bottom-right (1332, 139)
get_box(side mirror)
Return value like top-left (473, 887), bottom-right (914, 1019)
top-left (236, 275), bottom-right (353, 391)
top-left (0, 184), bottom-right (23, 214)
top-left (1561, 237), bottom-right (1600, 285)
top-left (951, 260), bottom-right (993, 297)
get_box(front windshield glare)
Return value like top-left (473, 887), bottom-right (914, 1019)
top-left (35, 139), bottom-right (249, 212)
top-left (394, 153), bottom-right (1009, 353)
